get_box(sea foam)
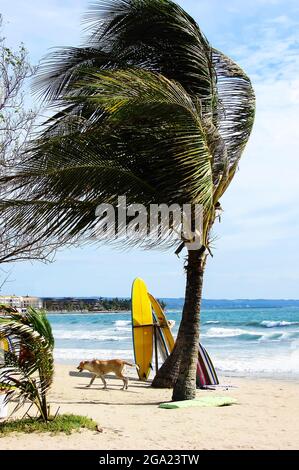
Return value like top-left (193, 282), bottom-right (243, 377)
top-left (53, 329), bottom-right (130, 341)
top-left (54, 348), bottom-right (133, 362)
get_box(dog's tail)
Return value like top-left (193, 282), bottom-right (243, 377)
top-left (124, 361), bottom-right (139, 370)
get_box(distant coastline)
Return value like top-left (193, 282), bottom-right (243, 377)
top-left (43, 297), bottom-right (132, 313)
top-left (46, 310), bottom-right (131, 314)
top-left (43, 297), bottom-right (166, 313)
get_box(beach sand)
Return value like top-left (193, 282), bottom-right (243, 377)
top-left (0, 363), bottom-right (298, 450)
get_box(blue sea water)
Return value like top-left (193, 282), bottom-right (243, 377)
top-left (48, 307), bottom-right (299, 380)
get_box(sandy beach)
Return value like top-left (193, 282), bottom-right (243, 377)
top-left (0, 363), bottom-right (298, 450)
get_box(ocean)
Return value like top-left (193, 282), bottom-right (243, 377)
top-left (48, 306), bottom-right (299, 380)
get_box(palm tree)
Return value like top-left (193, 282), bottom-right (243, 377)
top-left (0, 307), bottom-right (54, 421)
top-left (0, 0), bottom-right (255, 400)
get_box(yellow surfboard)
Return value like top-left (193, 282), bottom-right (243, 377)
top-left (131, 278), bottom-right (154, 380)
top-left (0, 337), bottom-right (10, 352)
top-left (0, 337), bottom-right (10, 365)
top-left (148, 293), bottom-right (175, 352)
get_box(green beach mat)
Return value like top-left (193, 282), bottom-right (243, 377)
top-left (159, 396), bottom-right (237, 409)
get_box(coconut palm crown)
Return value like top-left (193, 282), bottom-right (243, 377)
top-left (0, 0), bottom-right (255, 400)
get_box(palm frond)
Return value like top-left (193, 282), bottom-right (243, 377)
top-left (86, 0), bottom-right (215, 106)
top-left (0, 1), bottom-right (255, 255)
top-left (212, 49), bottom-right (256, 200)
top-left (72, 68), bottom-right (215, 205)
top-left (0, 308), bottom-right (54, 420)
top-left (0, 69), bottom-right (215, 250)
top-left (33, 47), bottom-right (125, 103)
top-left (35, 0), bottom-right (215, 113)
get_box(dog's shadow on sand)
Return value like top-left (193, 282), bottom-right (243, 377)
top-left (68, 371), bottom-right (159, 403)
top-left (70, 372), bottom-right (153, 390)
top-left (74, 386), bottom-right (141, 394)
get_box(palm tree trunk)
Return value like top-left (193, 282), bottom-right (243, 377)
top-left (39, 371), bottom-right (49, 422)
top-left (40, 389), bottom-right (48, 421)
top-left (172, 248), bottom-right (206, 401)
top-left (152, 247), bottom-right (206, 399)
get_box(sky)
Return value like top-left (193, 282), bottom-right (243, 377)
top-left (0, 0), bottom-right (299, 299)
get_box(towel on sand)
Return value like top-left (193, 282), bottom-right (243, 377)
top-left (159, 396), bottom-right (237, 409)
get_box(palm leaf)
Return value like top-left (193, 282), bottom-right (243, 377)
top-left (212, 49), bottom-right (256, 200)
top-left (33, 47), bottom-right (125, 103)
top-left (35, 0), bottom-right (215, 112)
top-left (0, 0), bottom-right (255, 255)
top-left (0, 308), bottom-right (54, 419)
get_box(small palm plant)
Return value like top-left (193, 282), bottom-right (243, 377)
top-left (0, 306), bottom-right (54, 421)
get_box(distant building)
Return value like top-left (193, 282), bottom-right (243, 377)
top-left (0, 295), bottom-right (43, 312)
top-left (21, 296), bottom-right (43, 310)
top-left (0, 295), bottom-right (22, 310)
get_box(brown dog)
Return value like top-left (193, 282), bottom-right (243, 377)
top-left (77, 359), bottom-right (139, 390)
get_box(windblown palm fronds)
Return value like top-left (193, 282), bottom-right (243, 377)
top-left (0, 0), bottom-right (255, 400)
top-left (0, 307), bottom-right (54, 421)
top-left (0, 0), bottom-right (255, 252)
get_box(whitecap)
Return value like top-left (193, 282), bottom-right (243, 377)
top-left (214, 346), bottom-right (299, 377)
top-left (114, 320), bottom-right (131, 327)
top-left (203, 327), bottom-right (257, 338)
top-left (260, 320), bottom-right (299, 328)
top-left (54, 348), bottom-right (133, 362)
top-left (53, 329), bottom-right (130, 341)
